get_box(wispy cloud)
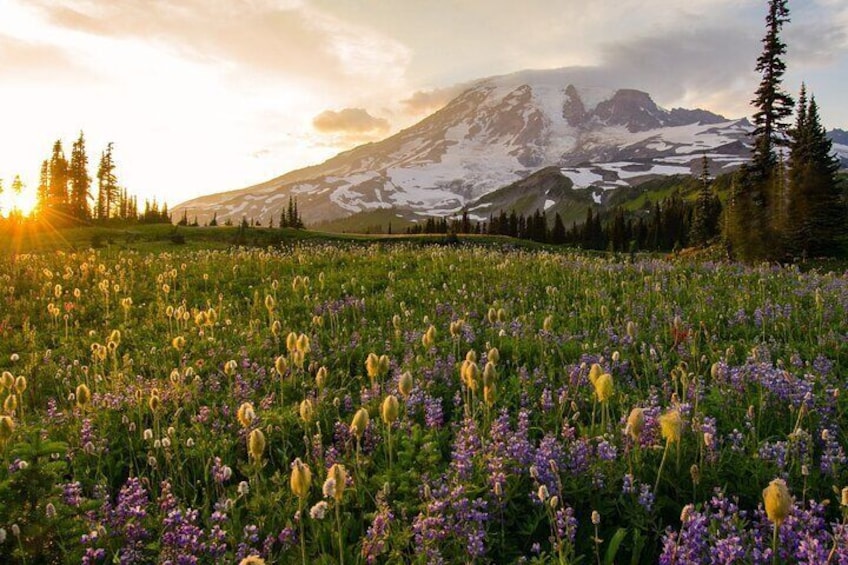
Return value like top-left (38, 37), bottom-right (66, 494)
top-left (313, 108), bottom-right (389, 134)
top-left (0, 33), bottom-right (97, 81)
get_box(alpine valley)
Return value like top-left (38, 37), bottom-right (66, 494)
top-left (172, 68), bottom-right (848, 230)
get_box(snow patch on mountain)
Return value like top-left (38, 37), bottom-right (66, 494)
top-left (172, 68), bottom-right (755, 226)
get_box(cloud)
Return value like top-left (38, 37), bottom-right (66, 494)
top-left (26, 0), bottom-right (411, 90)
top-left (313, 108), bottom-right (389, 134)
top-left (400, 84), bottom-right (471, 114)
top-left (0, 33), bottom-right (97, 81)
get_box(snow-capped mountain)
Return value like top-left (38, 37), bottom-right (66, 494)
top-left (173, 68), bottom-right (759, 226)
top-left (830, 129), bottom-right (848, 167)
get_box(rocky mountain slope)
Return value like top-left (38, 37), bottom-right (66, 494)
top-left (172, 68), bottom-right (842, 227)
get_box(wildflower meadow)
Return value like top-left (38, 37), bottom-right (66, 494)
top-left (1, 243), bottom-right (847, 564)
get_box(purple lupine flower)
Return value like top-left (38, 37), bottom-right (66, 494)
top-left (412, 482), bottom-right (488, 563)
top-left (277, 525), bottom-right (298, 551)
top-left (451, 417), bottom-right (481, 479)
top-left (554, 505), bottom-right (578, 545)
top-left (64, 481), bottom-right (83, 507)
top-left (533, 434), bottom-right (566, 495)
top-left (362, 494), bottom-right (395, 563)
top-left (108, 477), bottom-right (151, 564)
top-left (637, 483), bottom-right (654, 513)
top-left (423, 395), bottom-right (444, 428)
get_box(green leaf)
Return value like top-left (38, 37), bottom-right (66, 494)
top-left (603, 527), bottom-right (627, 565)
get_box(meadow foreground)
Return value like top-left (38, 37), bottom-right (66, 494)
top-left (1, 243), bottom-right (847, 563)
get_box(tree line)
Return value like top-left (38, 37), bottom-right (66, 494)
top-left (407, 159), bottom-right (721, 253)
top-left (2, 132), bottom-right (169, 224)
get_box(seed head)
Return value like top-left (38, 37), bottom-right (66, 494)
top-left (286, 332), bottom-right (298, 353)
top-left (487, 347), bottom-right (500, 365)
top-left (626, 407), bottom-right (645, 441)
top-left (299, 399), bottom-right (315, 424)
top-left (350, 408), bottom-right (369, 440)
top-left (327, 463), bottom-right (347, 502)
top-left (237, 402), bottom-right (256, 428)
top-left (365, 353), bottom-right (380, 378)
top-left (659, 409), bottom-right (682, 444)
top-left (248, 429), bottom-right (266, 462)
top-left (0, 415), bottom-right (14, 442)
top-left (398, 371), bottom-right (413, 398)
top-left (75, 383), bottom-right (91, 407)
top-left (274, 356), bottom-right (288, 377)
top-left (381, 395), bottom-right (399, 424)
top-left (588, 363), bottom-right (603, 386)
top-left (423, 325), bottom-right (437, 347)
top-left (290, 457), bottom-right (312, 499)
top-left (315, 366), bottom-right (327, 390)
top-left (593, 373), bottom-right (614, 403)
top-left (296, 334), bottom-right (310, 354)
top-left (763, 478), bottom-right (791, 527)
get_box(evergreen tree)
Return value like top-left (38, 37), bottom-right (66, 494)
top-left (68, 131), bottom-right (91, 221)
top-left (787, 93), bottom-right (844, 256)
top-left (750, 0), bottom-right (794, 176)
top-left (96, 143), bottom-right (118, 220)
top-left (36, 160), bottom-right (50, 214)
top-left (209, 212), bottom-right (218, 227)
top-left (690, 156), bottom-right (723, 246)
top-left (724, 0), bottom-right (793, 259)
top-left (293, 198), bottom-right (303, 228)
top-left (551, 212), bottom-right (566, 244)
top-left (48, 140), bottom-right (69, 213)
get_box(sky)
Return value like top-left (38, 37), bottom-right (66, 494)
top-left (1, 0), bottom-right (847, 212)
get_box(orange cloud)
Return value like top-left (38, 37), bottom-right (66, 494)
top-left (0, 33), bottom-right (96, 81)
top-left (400, 84), bottom-right (468, 115)
top-left (312, 108), bottom-right (389, 134)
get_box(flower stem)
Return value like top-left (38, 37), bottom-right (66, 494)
top-left (299, 500), bottom-right (307, 565)
top-left (772, 522), bottom-right (778, 565)
top-left (655, 439), bottom-right (670, 494)
top-left (336, 502), bottom-right (344, 565)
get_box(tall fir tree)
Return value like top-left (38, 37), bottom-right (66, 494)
top-left (724, 0), bottom-right (793, 259)
top-left (68, 131), bottom-right (91, 221)
top-left (48, 140), bottom-right (69, 214)
top-left (689, 156), bottom-right (722, 247)
top-left (36, 160), bottom-right (50, 214)
top-left (751, 0), bottom-right (794, 176)
top-left (96, 143), bottom-right (118, 220)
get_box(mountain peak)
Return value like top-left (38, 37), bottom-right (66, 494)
top-left (173, 67), bottom-right (750, 227)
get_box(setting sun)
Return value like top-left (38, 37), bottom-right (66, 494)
top-left (0, 183), bottom-right (37, 217)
